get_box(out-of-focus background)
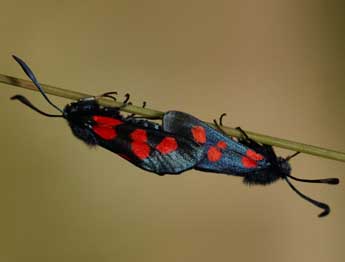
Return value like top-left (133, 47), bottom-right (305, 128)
top-left (1, 1), bottom-right (344, 261)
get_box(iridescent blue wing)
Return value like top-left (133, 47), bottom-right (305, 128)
top-left (162, 111), bottom-right (270, 176)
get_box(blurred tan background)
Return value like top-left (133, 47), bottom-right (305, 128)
top-left (1, 1), bottom-right (344, 261)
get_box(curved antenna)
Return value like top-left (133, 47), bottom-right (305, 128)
top-left (12, 55), bottom-right (64, 114)
top-left (284, 177), bottom-right (330, 217)
top-left (285, 151), bottom-right (339, 185)
top-left (287, 174), bottom-right (339, 185)
top-left (11, 95), bottom-right (62, 118)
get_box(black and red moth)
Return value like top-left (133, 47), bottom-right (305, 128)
top-left (11, 55), bottom-right (205, 175)
top-left (162, 111), bottom-right (339, 217)
top-left (12, 55), bottom-right (338, 217)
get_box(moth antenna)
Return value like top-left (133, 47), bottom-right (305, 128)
top-left (11, 95), bottom-right (63, 117)
top-left (284, 177), bottom-right (330, 217)
top-left (285, 151), bottom-right (339, 185)
top-left (12, 55), bottom-right (64, 114)
top-left (287, 174), bottom-right (339, 185)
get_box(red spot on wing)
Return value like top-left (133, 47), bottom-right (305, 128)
top-left (93, 126), bottom-right (116, 140)
top-left (156, 137), bottom-right (178, 155)
top-left (241, 149), bottom-right (263, 168)
top-left (92, 116), bottom-right (122, 140)
top-left (246, 149), bottom-right (264, 161)
top-left (130, 129), bottom-right (150, 159)
top-left (191, 126), bottom-right (206, 144)
top-left (93, 116), bottom-right (123, 127)
top-left (216, 141), bottom-right (227, 149)
top-left (131, 142), bottom-right (150, 160)
top-left (130, 129), bottom-right (148, 142)
top-left (207, 146), bottom-right (222, 162)
top-left (242, 156), bottom-right (258, 168)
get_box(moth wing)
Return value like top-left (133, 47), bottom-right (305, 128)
top-left (88, 116), bottom-right (205, 175)
top-left (163, 111), bottom-right (269, 175)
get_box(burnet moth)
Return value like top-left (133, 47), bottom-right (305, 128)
top-left (11, 55), bottom-right (205, 175)
top-left (162, 111), bottom-right (339, 217)
top-left (11, 55), bottom-right (339, 216)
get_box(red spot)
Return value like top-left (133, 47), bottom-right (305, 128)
top-left (191, 126), bottom-right (206, 144)
top-left (131, 142), bottom-right (150, 160)
top-left (242, 156), bottom-right (258, 168)
top-left (156, 137), bottom-right (178, 155)
top-left (217, 141), bottom-right (227, 149)
top-left (130, 129), bottom-right (147, 142)
top-left (246, 149), bottom-right (264, 161)
top-left (207, 146), bottom-right (222, 162)
top-left (93, 116), bottom-right (123, 127)
top-left (93, 126), bottom-right (116, 140)
top-left (130, 129), bottom-right (150, 159)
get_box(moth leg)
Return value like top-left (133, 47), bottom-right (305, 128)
top-left (235, 127), bottom-right (250, 140)
top-left (123, 93), bottom-right (130, 104)
top-left (118, 93), bottom-right (132, 110)
top-left (285, 151), bottom-right (301, 161)
top-left (98, 91), bottom-right (118, 102)
top-left (219, 113), bottom-right (227, 126)
top-left (235, 127), bottom-right (259, 146)
top-left (213, 113), bottom-right (228, 135)
top-left (213, 113), bottom-right (240, 142)
top-left (235, 127), bottom-right (274, 156)
top-left (126, 101), bottom-right (147, 119)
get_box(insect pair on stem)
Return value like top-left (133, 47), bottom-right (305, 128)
top-left (11, 55), bottom-right (339, 217)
